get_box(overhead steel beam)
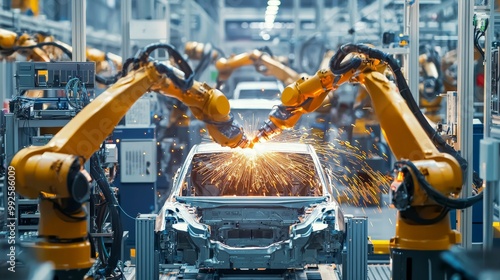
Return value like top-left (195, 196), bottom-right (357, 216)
top-left (404, 0), bottom-right (420, 105)
top-left (479, 0), bottom-right (496, 251)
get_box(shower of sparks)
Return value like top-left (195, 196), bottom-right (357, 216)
top-left (191, 146), bottom-right (322, 196)
top-left (195, 112), bottom-right (392, 205)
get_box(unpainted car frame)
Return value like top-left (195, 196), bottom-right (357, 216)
top-left (155, 142), bottom-right (366, 270)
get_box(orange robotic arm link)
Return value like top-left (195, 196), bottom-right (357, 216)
top-left (185, 42), bottom-right (301, 87)
top-left (0, 27), bottom-right (52, 61)
top-left (215, 49), bottom-right (300, 86)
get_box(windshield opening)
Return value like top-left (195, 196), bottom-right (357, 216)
top-left (180, 151), bottom-right (323, 197)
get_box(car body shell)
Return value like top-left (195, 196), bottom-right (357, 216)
top-left (155, 142), bottom-right (345, 269)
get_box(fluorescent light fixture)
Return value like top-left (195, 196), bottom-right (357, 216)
top-left (266, 5), bottom-right (279, 11)
top-left (265, 15), bottom-right (276, 21)
top-left (264, 1), bottom-right (279, 30)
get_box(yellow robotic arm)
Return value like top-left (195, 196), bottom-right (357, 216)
top-left (2, 29), bottom-right (122, 77)
top-left (9, 43), bottom-right (248, 278)
top-left (52, 39), bottom-right (123, 74)
top-left (252, 43), bottom-right (481, 279)
top-left (185, 42), bottom-right (301, 86)
top-left (11, 0), bottom-right (40, 16)
top-left (418, 47), bottom-right (443, 123)
top-left (252, 47), bottom-right (461, 195)
top-left (215, 49), bottom-right (300, 86)
top-left (185, 41), bottom-right (220, 62)
top-left (0, 27), bottom-right (50, 61)
top-left (0, 28), bottom-right (17, 51)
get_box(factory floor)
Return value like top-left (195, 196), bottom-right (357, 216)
top-left (124, 264), bottom-right (392, 280)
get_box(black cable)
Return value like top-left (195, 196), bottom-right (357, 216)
top-left (475, 31), bottom-right (485, 60)
top-left (136, 43), bottom-right (195, 91)
top-left (121, 57), bottom-right (139, 77)
top-left (400, 160), bottom-right (483, 209)
top-left (258, 46), bottom-right (274, 57)
top-left (116, 203), bottom-right (136, 220)
top-left (90, 153), bottom-right (123, 277)
top-left (95, 202), bottom-right (110, 266)
top-left (95, 73), bottom-right (121, 85)
top-left (13, 41), bottom-right (73, 58)
top-left (153, 61), bottom-right (193, 92)
top-left (95, 56), bottom-right (142, 85)
top-left (140, 43), bottom-right (191, 73)
top-left (212, 46), bottom-right (226, 59)
top-left (193, 43), bottom-right (214, 81)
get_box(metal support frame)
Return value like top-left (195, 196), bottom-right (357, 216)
top-left (71, 0), bottom-right (86, 62)
top-left (136, 0), bottom-right (154, 19)
top-left (482, 3), bottom-right (493, 136)
top-left (348, 0), bottom-right (358, 43)
top-left (480, 0), bottom-right (497, 251)
top-left (2, 0), bottom-right (9, 10)
top-left (164, 1), bottom-right (171, 43)
top-left (121, 0), bottom-right (132, 59)
top-left (0, 60), bottom-right (14, 103)
top-left (480, 138), bottom-right (500, 249)
top-left (136, 214), bottom-right (159, 280)
top-left (183, 0), bottom-right (192, 42)
top-left (341, 215), bottom-right (368, 280)
top-left (407, 0), bottom-right (420, 105)
top-left (316, 0), bottom-right (326, 43)
top-left (219, 0), bottom-right (225, 44)
top-left (293, 0), bottom-right (300, 71)
top-left (0, 61), bottom-right (5, 103)
top-left (378, 0), bottom-right (384, 45)
top-left (457, 0), bottom-right (475, 249)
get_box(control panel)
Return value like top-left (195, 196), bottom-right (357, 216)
top-left (16, 61), bottom-right (95, 90)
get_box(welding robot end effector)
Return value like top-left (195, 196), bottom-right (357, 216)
top-left (249, 104), bottom-right (296, 148)
top-left (249, 119), bottom-right (281, 148)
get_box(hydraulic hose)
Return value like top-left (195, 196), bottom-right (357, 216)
top-left (90, 154), bottom-right (123, 277)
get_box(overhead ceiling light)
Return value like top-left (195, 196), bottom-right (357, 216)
top-left (265, 15), bottom-right (276, 22)
top-left (266, 5), bottom-right (279, 11)
top-left (264, 0), bottom-right (279, 30)
top-left (264, 22), bottom-right (274, 29)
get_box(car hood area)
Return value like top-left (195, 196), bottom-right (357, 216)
top-left (155, 196), bottom-right (345, 269)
